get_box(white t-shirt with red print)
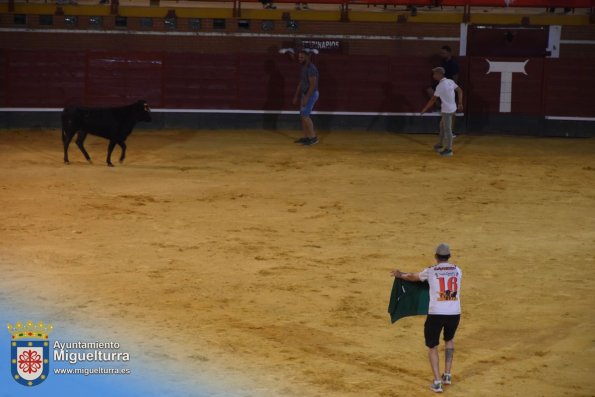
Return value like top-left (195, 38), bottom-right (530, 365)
top-left (419, 263), bottom-right (462, 315)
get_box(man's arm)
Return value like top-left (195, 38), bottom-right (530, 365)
top-left (302, 75), bottom-right (317, 107)
top-left (420, 96), bottom-right (438, 115)
top-left (390, 269), bottom-right (422, 282)
top-left (293, 83), bottom-right (301, 105)
top-left (455, 86), bottom-right (463, 112)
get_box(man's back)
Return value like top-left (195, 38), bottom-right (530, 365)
top-left (441, 57), bottom-right (459, 81)
top-left (420, 263), bottom-right (462, 315)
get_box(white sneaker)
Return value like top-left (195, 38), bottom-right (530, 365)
top-left (430, 381), bottom-right (443, 393)
top-left (442, 373), bottom-right (452, 385)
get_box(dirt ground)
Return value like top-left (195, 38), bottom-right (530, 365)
top-left (1, 129), bottom-right (594, 397)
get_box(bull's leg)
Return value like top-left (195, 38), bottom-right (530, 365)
top-left (75, 131), bottom-right (92, 163)
top-left (106, 140), bottom-right (117, 167)
top-left (63, 130), bottom-right (75, 164)
top-left (118, 141), bottom-right (127, 164)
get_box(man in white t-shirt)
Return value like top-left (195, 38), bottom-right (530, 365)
top-left (390, 243), bottom-right (462, 393)
top-left (421, 67), bottom-right (464, 157)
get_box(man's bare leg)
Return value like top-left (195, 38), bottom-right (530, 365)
top-left (301, 117), bottom-right (308, 137)
top-left (302, 116), bottom-right (315, 138)
top-left (428, 346), bottom-right (441, 382)
top-left (445, 340), bottom-right (454, 375)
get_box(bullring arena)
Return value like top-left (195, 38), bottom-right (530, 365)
top-left (1, 1), bottom-right (594, 396)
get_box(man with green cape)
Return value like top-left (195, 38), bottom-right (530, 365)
top-left (389, 243), bottom-right (463, 393)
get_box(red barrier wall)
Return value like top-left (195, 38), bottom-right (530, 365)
top-left (4, 50), bottom-right (86, 107)
top-left (543, 59), bottom-right (595, 117)
top-left (467, 57), bottom-right (544, 116)
top-left (442, 0), bottom-right (594, 6)
top-left (240, 0), bottom-right (594, 7)
top-left (0, 49), bottom-right (593, 118)
top-left (86, 52), bottom-right (163, 106)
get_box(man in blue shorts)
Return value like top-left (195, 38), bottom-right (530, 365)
top-left (293, 50), bottom-right (319, 146)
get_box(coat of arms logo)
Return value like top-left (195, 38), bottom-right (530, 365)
top-left (7, 320), bottom-right (53, 387)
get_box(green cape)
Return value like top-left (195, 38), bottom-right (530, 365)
top-left (388, 278), bottom-right (430, 323)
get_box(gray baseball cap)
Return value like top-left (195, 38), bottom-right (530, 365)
top-left (436, 243), bottom-right (451, 256)
top-left (432, 66), bottom-right (446, 74)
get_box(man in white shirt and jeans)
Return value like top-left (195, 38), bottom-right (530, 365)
top-left (421, 67), bottom-right (464, 157)
top-left (390, 243), bottom-right (462, 393)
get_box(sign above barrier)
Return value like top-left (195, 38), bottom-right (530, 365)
top-left (301, 40), bottom-right (342, 53)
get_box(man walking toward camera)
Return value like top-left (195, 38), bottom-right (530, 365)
top-left (421, 67), bottom-right (463, 157)
top-left (390, 243), bottom-right (462, 393)
top-left (293, 50), bottom-right (319, 146)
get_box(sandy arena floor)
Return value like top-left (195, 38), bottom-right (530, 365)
top-left (0, 129), bottom-right (594, 396)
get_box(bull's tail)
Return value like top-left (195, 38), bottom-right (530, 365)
top-left (61, 108), bottom-right (70, 143)
top-left (61, 108), bottom-right (73, 164)
top-left (61, 109), bottom-right (66, 143)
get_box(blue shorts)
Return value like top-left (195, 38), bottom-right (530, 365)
top-left (300, 90), bottom-right (319, 117)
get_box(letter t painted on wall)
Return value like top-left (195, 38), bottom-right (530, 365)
top-left (485, 59), bottom-right (528, 113)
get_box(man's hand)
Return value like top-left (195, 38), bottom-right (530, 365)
top-left (292, 95), bottom-right (299, 106)
top-left (391, 270), bottom-right (421, 282)
top-left (420, 96), bottom-right (437, 115)
top-left (455, 87), bottom-right (464, 112)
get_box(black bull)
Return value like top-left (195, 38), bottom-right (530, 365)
top-left (62, 100), bottom-right (152, 166)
